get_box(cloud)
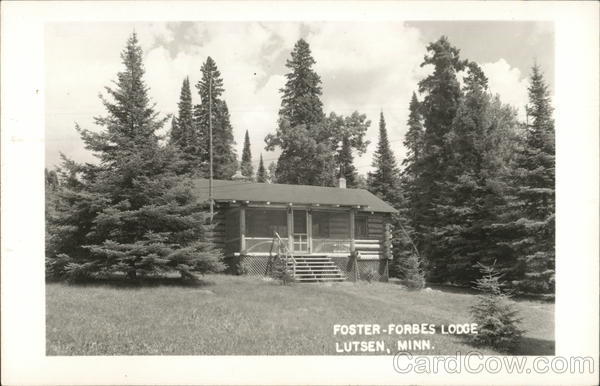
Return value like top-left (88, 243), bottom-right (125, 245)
top-left (45, 22), bottom-right (533, 177)
top-left (481, 59), bottom-right (529, 119)
top-left (307, 22), bottom-right (428, 172)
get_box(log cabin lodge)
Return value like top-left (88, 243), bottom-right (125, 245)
top-left (196, 177), bottom-right (397, 282)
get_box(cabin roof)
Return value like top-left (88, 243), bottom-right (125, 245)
top-left (193, 179), bottom-right (397, 213)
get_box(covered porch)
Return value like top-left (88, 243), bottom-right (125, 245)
top-left (224, 205), bottom-right (387, 260)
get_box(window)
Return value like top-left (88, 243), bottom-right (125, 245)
top-left (293, 210), bottom-right (307, 234)
top-left (312, 211), bottom-right (330, 238)
top-left (312, 211), bottom-right (350, 239)
top-left (355, 215), bottom-right (368, 239)
top-left (246, 209), bottom-right (287, 238)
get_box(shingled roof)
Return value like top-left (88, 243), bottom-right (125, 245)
top-left (193, 179), bottom-right (397, 213)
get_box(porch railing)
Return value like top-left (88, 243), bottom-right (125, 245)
top-left (268, 231), bottom-right (296, 278)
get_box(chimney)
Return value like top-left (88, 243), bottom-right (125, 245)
top-left (338, 176), bottom-right (347, 189)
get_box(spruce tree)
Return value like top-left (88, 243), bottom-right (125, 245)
top-left (279, 39), bottom-right (324, 128)
top-left (415, 60), bottom-right (521, 284)
top-left (265, 40), bottom-right (370, 187)
top-left (256, 153), bottom-right (267, 183)
top-left (240, 129), bottom-right (254, 179)
top-left (265, 39), bottom-right (332, 185)
top-left (402, 92), bottom-right (424, 180)
top-left (398, 92), bottom-right (425, 263)
top-left (507, 65), bottom-right (555, 293)
top-left (171, 77), bottom-right (194, 145)
top-left (46, 33), bottom-right (225, 281)
top-left (415, 36), bottom-right (467, 281)
top-left (367, 112), bottom-right (401, 204)
top-left (470, 262), bottom-right (524, 352)
top-left (390, 92), bottom-right (426, 284)
top-left (436, 62), bottom-right (494, 282)
top-left (396, 252), bottom-right (425, 289)
top-left (195, 56), bottom-right (238, 179)
top-left (171, 77), bottom-right (203, 174)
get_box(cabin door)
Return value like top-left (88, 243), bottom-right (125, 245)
top-left (292, 210), bottom-right (309, 253)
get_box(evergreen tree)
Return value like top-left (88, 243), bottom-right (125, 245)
top-left (416, 60), bottom-right (521, 284)
top-left (279, 39), bottom-right (324, 128)
top-left (398, 92), bottom-right (425, 267)
top-left (266, 39), bottom-right (331, 185)
top-left (435, 62), bottom-right (494, 282)
top-left (402, 92), bottom-right (424, 180)
top-left (505, 65), bottom-right (555, 293)
top-left (46, 33), bottom-right (225, 281)
top-left (470, 262), bottom-right (523, 352)
top-left (367, 112), bottom-right (401, 204)
top-left (171, 77), bottom-right (203, 174)
top-left (396, 252), bottom-right (426, 290)
top-left (195, 56), bottom-right (238, 179)
top-left (265, 39), bottom-right (370, 186)
top-left (171, 77), bottom-right (193, 145)
top-left (414, 36), bottom-right (467, 280)
top-left (240, 130), bottom-right (254, 179)
top-left (256, 153), bottom-right (267, 183)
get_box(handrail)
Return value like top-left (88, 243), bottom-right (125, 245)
top-left (270, 231), bottom-right (297, 278)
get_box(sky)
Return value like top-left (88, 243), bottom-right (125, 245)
top-left (45, 21), bottom-right (554, 174)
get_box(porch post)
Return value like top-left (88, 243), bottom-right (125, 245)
top-left (349, 208), bottom-right (356, 252)
top-left (239, 206), bottom-right (246, 253)
top-left (287, 207), bottom-right (294, 252)
top-left (307, 210), bottom-right (312, 253)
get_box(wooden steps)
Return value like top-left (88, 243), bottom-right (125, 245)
top-left (287, 256), bottom-right (346, 282)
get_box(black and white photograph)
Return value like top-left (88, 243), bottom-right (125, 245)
top-left (1, 1), bottom-right (598, 385)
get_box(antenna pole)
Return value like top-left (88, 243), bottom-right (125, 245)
top-left (209, 75), bottom-right (214, 223)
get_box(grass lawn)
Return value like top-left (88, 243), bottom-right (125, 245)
top-left (46, 274), bottom-right (554, 356)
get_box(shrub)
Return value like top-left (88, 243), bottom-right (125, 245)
top-left (236, 259), bottom-right (250, 275)
top-left (279, 269), bottom-right (295, 286)
top-left (363, 267), bottom-right (377, 283)
top-left (470, 262), bottom-right (524, 353)
top-left (269, 255), bottom-right (295, 285)
top-left (45, 253), bottom-right (72, 281)
top-left (396, 253), bottom-right (426, 289)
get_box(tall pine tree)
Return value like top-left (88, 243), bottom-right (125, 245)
top-left (195, 56), bottom-right (238, 179)
top-left (265, 39), bottom-right (332, 185)
top-left (171, 77), bottom-right (203, 174)
top-left (506, 65), bottom-right (555, 293)
top-left (46, 33), bottom-right (225, 281)
top-left (279, 39), bottom-right (324, 128)
top-left (402, 92), bottom-right (424, 180)
top-left (395, 93), bottom-right (426, 279)
top-left (265, 39), bottom-right (370, 187)
top-left (368, 112), bottom-right (401, 204)
top-left (434, 62), bottom-right (496, 282)
top-left (400, 92), bottom-right (425, 247)
top-left (256, 154), bottom-right (267, 183)
top-left (415, 36), bottom-right (467, 281)
top-left (240, 130), bottom-right (254, 179)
